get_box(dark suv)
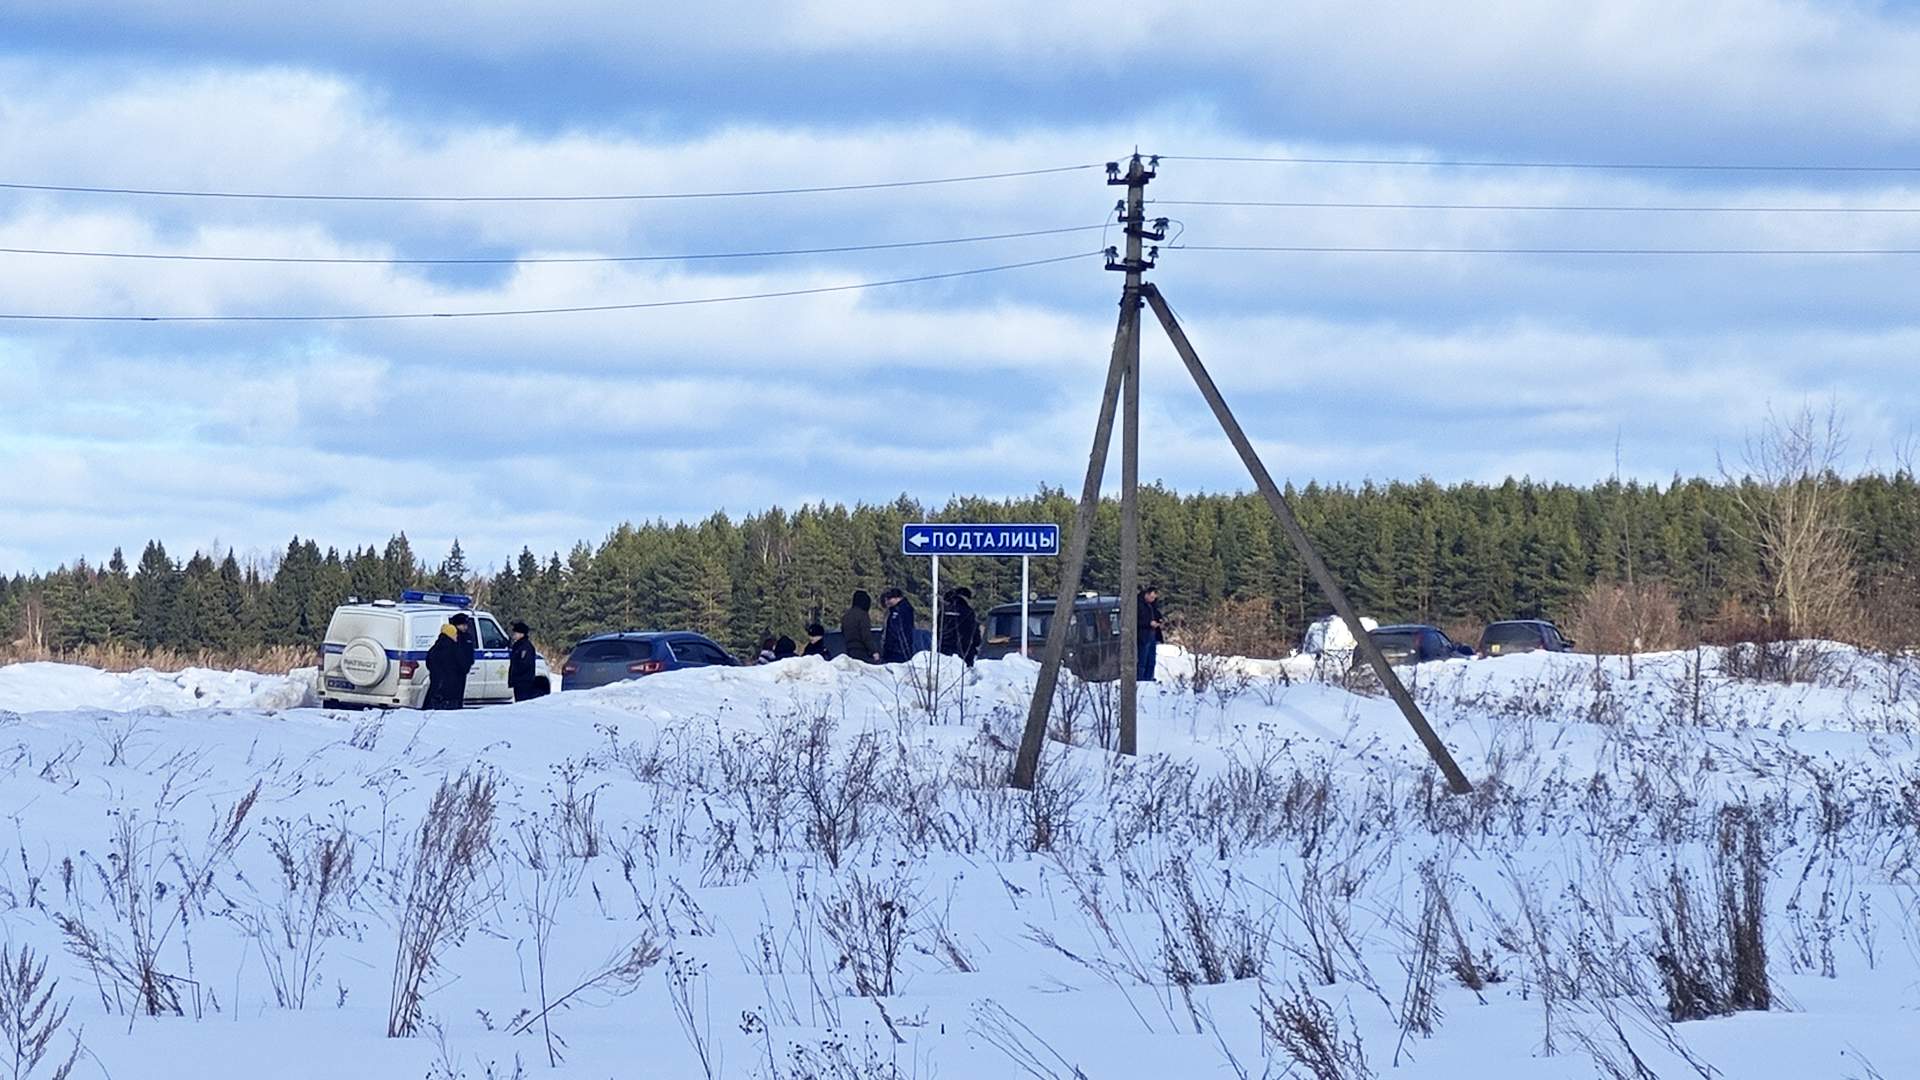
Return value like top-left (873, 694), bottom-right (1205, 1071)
top-left (1357, 624), bottom-right (1474, 667)
top-left (560, 631), bottom-right (739, 691)
top-left (1477, 620), bottom-right (1575, 657)
top-left (977, 594), bottom-right (1124, 681)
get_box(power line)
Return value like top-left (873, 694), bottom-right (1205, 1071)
top-left (1179, 243), bottom-right (1920, 255)
top-left (0, 250), bottom-right (1102, 322)
top-left (0, 163), bottom-right (1101, 203)
top-left (1156, 199), bottom-right (1920, 214)
top-left (1156, 154), bottom-right (1920, 174)
top-left (0, 223), bottom-right (1110, 266)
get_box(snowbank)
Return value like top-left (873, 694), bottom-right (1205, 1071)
top-left (0, 660), bottom-right (315, 713)
top-left (0, 646), bottom-right (1914, 1078)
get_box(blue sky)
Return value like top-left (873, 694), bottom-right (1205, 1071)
top-left (4, 1), bottom-right (1920, 574)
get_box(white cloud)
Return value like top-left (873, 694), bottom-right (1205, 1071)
top-left (5, 51), bottom-right (1920, 573)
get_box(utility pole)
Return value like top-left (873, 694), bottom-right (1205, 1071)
top-left (1013, 154), bottom-right (1157, 789)
top-left (1115, 154), bottom-right (1159, 758)
top-left (1012, 156), bottom-right (1473, 796)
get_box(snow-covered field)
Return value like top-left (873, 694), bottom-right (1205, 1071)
top-left (0, 644), bottom-right (1917, 1079)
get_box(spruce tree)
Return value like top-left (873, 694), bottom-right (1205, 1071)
top-left (434, 540), bottom-right (470, 594)
top-left (130, 541), bottom-right (179, 648)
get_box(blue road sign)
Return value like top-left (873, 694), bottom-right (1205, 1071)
top-left (901, 522), bottom-right (1060, 557)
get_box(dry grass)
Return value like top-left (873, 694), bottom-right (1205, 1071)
top-left (0, 943), bottom-right (81, 1080)
top-left (388, 769), bottom-right (499, 1039)
top-left (0, 643), bottom-right (313, 674)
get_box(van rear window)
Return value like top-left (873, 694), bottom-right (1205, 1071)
top-left (327, 611), bottom-right (400, 643)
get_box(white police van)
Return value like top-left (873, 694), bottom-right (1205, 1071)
top-left (317, 590), bottom-right (550, 709)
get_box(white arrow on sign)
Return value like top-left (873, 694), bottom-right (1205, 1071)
top-left (908, 532), bottom-right (931, 548)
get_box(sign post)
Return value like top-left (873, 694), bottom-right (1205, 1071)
top-left (900, 522), bottom-right (1061, 662)
top-left (1020, 556), bottom-right (1031, 657)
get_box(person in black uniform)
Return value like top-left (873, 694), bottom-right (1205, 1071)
top-left (940, 586), bottom-right (981, 667)
top-left (508, 620), bottom-right (544, 701)
top-left (880, 587), bottom-right (917, 664)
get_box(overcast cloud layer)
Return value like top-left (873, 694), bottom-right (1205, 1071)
top-left (4, 3), bottom-right (1920, 573)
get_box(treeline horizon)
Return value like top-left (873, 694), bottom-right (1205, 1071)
top-left (5, 472), bottom-right (1919, 660)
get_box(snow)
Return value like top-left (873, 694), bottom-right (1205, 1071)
top-left (0, 646), bottom-right (1915, 1079)
top-left (0, 661), bottom-right (316, 714)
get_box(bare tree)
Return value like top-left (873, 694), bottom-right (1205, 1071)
top-left (1720, 404), bottom-right (1859, 639)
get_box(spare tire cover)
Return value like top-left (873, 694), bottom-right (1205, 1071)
top-left (339, 637), bottom-right (391, 688)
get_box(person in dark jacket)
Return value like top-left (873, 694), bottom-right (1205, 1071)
top-left (508, 621), bottom-right (544, 701)
top-left (840, 591), bottom-right (878, 663)
top-left (802, 623), bottom-right (829, 657)
top-left (423, 616), bottom-right (469, 709)
top-left (773, 635), bottom-right (797, 660)
top-left (1136, 585), bottom-right (1164, 682)
top-left (452, 612), bottom-right (477, 698)
top-left (880, 587), bottom-right (917, 664)
top-left (939, 587), bottom-right (981, 667)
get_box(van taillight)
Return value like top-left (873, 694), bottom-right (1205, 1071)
top-left (562, 662), bottom-right (579, 676)
top-left (629, 660), bottom-right (666, 675)
top-left (399, 660), bottom-right (419, 680)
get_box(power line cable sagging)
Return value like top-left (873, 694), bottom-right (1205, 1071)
top-left (0, 224), bottom-right (1111, 266)
top-left (1155, 153), bottom-right (1920, 174)
top-left (0, 164), bottom-right (1102, 203)
top-left (1179, 244), bottom-right (1920, 255)
top-left (0, 249), bottom-right (1106, 322)
top-left (1157, 199), bottom-right (1920, 214)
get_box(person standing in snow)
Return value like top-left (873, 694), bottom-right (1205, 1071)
top-left (1136, 585), bottom-right (1165, 682)
top-left (452, 612), bottom-right (478, 700)
top-left (802, 623), bottom-right (829, 658)
top-left (940, 586), bottom-right (980, 667)
top-left (840, 590), bottom-right (878, 663)
top-left (423, 612), bottom-right (474, 709)
top-left (508, 620), bottom-right (543, 701)
top-left (773, 635), bottom-right (797, 660)
top-left (880, 587), bottom-right (917, 664)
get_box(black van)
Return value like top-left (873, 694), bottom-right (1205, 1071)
top-left (978, 594), bottom-right (1124, 681)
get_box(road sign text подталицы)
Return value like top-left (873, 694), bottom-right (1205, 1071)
top-left (900, 523), bottom-right (1060, 557)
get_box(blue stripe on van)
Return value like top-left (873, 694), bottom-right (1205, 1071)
top-left (322, 644), bottom-right (508, 662)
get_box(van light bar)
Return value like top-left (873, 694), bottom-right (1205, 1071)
top-left (400, 589), bottom-right (473, 608)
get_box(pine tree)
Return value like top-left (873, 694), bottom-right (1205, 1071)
top-left (217, 552), bottom-right (251, 651)
top-left (97, 548), bottom-right (136, 642)
top-left (174, 553), bottom-right (226, 650)
top-left (382, 534), bottom-right (420, 598)
top-left (434, 540), bottom-right (470, 593)
top-left (347, 546), bottom-right (387, 602)
top-left (130, 541), bottom-right (179, 648)
top-left (264, 538), bottom-right (321, 645)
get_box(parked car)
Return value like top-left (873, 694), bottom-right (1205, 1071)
top-left (560, 631), bottom-right (739, 691)
top-left (1299, 613), bottom-right (1380, 656)
top-left (1477, 620), bottom-right (1575, 656)
top-left (977, 594), bottom-right (1125, 681)
top-left (1354, 624), bottom-right (1474, 668)
top-left (317, 590), bottom-right (553, 709)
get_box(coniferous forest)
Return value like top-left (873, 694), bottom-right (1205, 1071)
top-left (5, 474), bottom-right (1919, 662)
